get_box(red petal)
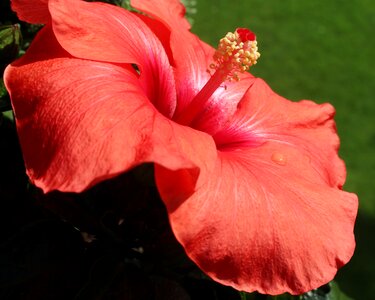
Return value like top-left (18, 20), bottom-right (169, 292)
top-left (131, 0), bottom-right (219, 115)
top-left (156, 149), bottom-right (357, 295)
top-left (5, 26), bottom-right (216, 193)
top-left (131, 0), bottom-right (191, 30)
top-left (191, 75), bottom-right (257, 136)
top-left (11, 0), bottom-right (50, 24)
top-left (215, 79), bottom-right (347, 188)
top-left (48, 0), bottom-right (176, 117)
top-left (155, 79), bottom-right (357, 294)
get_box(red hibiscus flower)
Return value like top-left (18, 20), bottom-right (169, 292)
top-left (5, 0), bottom-right (357, 295)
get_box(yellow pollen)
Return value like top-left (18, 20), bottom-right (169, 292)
top-left (211, 30), bottom-right (260, 81)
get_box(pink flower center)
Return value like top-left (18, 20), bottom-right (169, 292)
top-left (174, 28), bottom-right (260, 126)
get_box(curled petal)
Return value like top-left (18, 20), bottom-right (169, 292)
top-left (11, 0), bottom-right (50, 24)
top-left (48, 0), bottom-right (176, 117)
top-left (5, 26), bottom-right (217, 193)
top-left (131, 0), bottom-right (191, 30)
top-left (132, 0), bottom-right (218, 114)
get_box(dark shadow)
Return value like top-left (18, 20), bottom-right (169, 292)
top-left (335, 210), bottom-right (375, 299)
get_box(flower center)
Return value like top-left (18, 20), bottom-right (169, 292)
top-left (174, 28), bottom-right (260, 126)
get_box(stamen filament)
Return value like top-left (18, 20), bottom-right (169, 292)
top-left (174, 28), bottom-right (260, 126)
top-left (174, 67), bottom-right (230, 125)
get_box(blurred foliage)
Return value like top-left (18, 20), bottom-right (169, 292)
top-left (1, 0), bottom-right (373, 299)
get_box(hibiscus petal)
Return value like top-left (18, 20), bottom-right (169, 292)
top-left (190, 75), bottom-right (257, 136)
top-left (215, 79), bottom-right (347, 188)
top-left (131, 0), bottom-right (217, 112)
top-left (131, 0), bottom-right (191, 30)
top-left (48, 0), bottom-right (176, 117)
top-left (155, 79), bottom-right (357, 294)
top-left (11, 0), bottom-right (50, 24)
top-left (5, 26), bottom-right (217, 193)
top-left (156, 148), bottom-right (357, 295)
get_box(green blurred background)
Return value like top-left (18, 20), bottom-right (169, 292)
top-left (191, 0), bottom-right (374, 298)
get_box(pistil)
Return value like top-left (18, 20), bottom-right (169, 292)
top-left (175, 28), bottom-right (260, 126)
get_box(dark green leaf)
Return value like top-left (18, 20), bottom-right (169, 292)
top-left (0, 24), bottom-right (19, 111)
top-left (0, 79), bottom-right (11, 112)
top-left (239, 291), bottom-right (284, 300)
top-left (0, 24), bottom-right (21, 66)
top-left (272, 294), bottom-right (295, 300)
top-left (301, 282), bottom-right (352, 300)
top-left (239, 281), bottom-right (352, 300)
